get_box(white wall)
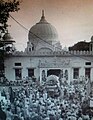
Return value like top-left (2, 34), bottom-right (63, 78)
top-left (4, 55), bottom-right (93, 82)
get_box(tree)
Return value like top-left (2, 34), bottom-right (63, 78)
top-left (0, 0), bottom-right (20, 32)
top-left (69, 41), bottom-right (90, 51)
top-left (0, 0), bottom-right (20, 77)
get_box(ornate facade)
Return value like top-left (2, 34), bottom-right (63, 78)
top-left (5, 11), bottom-right (93, 84)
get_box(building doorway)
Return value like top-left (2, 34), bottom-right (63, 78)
top-left (47, 69), bottom-right (61, 77)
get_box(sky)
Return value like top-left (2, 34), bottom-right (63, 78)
top-left (8, 0), bottom-right (93, 51)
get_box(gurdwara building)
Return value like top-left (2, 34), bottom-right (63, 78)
top-left (5, 11), bottom-right (93, 84)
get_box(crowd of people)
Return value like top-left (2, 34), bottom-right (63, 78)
top-left (0, 76), bottom-right (35, 86)
top-left (0, 77), bottom-right (93, 120)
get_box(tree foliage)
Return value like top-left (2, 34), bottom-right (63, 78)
top-left (69, 41), bottom-right (90, 51)
top-left (0, 0), bottom-right (20, 52)
top-left (0, 0), bottom-right (20, 32)
top-left (0, 0), bottom-right (20, 77)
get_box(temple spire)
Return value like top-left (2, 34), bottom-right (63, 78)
top-left (40, 10), bottom-right (47, 23)
top-left (42, 10), bottom-right (45, 17)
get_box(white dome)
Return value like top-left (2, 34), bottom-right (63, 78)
top-left (28, 11), bottom-right (58, 43)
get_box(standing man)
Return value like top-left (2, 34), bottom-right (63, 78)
top-left (0, 102), bottom-right (6, 120)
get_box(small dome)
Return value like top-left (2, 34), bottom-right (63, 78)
top-left (28, 10), bottom-right (58, 43)
top-left (3, 33), bottom-right (13, 41)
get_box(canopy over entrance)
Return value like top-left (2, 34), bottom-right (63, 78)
top-left (46, 75), bottom-right (60, 87)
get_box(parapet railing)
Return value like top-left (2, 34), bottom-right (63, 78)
top-left (11, 50), bottom-right (93, 56)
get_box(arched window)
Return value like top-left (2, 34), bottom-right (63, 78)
top-left (28, 43), bottom-right (34, 51)
top-left (32, 43), bottom-right (34, 51)
top-left (42, 70), bottom-right (46, 81)
top-left (29, 48), bottom-right (31, 52)
top-left (65, 70), bottom-right (68, 80)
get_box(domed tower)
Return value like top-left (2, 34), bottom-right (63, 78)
top-left (27, 10), bottom-right (59, 52)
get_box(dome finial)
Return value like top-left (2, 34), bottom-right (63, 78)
top-left (41, 10), bottom-right (45, 19)
top-left (42, 10), bottom-right (45, 17)
top-left (40, 10), bottom-right (47, 23)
